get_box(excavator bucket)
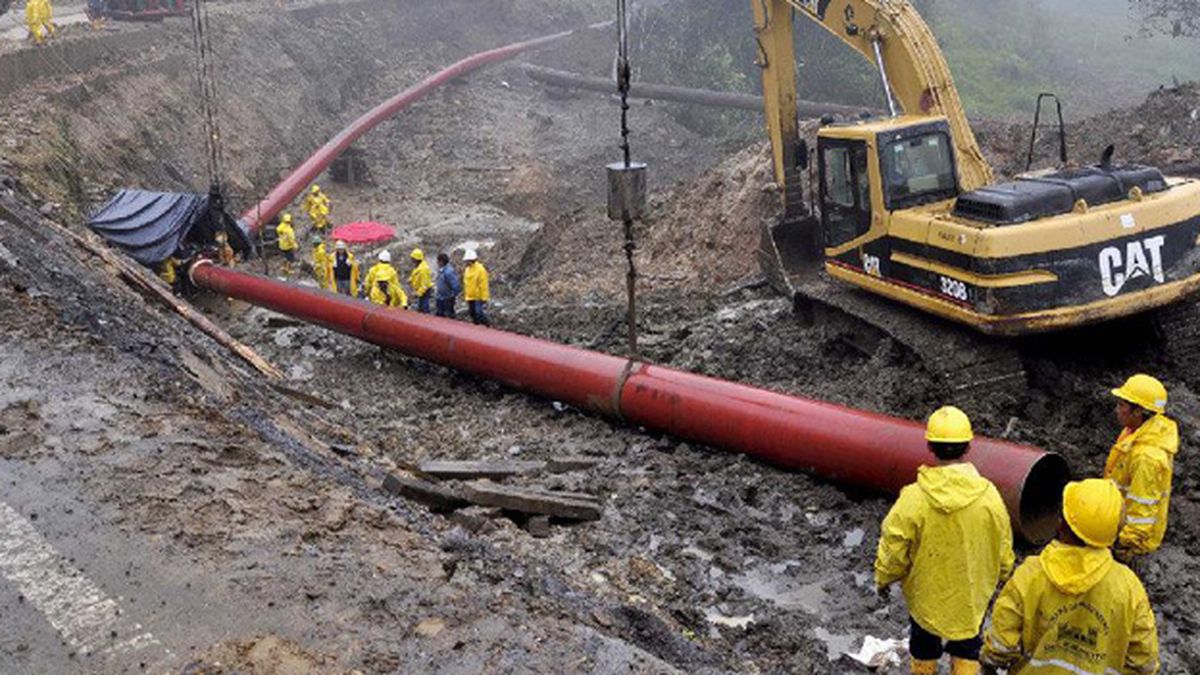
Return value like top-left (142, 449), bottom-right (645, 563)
top-left (757, 212), bottom-right (822, 302)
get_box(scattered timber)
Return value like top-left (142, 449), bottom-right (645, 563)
top-left (382, 474), bottom-right (470, 513)
top-left (18, 204), bottom-right (283, 380)
top-left (417, 460), bottom-right (548, 480)
top-left (462, 481), bottom-right (602, 521)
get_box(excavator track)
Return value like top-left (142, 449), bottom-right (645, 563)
top-left (1154, 294), bottom-right (1200, 385)
top-left (759, 218), bottom-right (1028, 405)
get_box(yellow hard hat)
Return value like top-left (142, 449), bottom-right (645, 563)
top-left (410, 248), bottom-right (424, 261)
top-left (1111, 374), bottom-right (1167, 414)
top-left (1062, 479), bottom-right (1124, 548)
top-left (311, 185), bottom-right (321, 194)
top-left (281, 213), bottom-right (292, 222)
top-left (925, 406), bottom-right (974, 443)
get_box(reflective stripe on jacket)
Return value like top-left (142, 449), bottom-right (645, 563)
top-left (1103, 414), bottom-right (1179, 555)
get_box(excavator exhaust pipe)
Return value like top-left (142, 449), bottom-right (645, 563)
top-left (190, 262), bottom-right (1069, 543)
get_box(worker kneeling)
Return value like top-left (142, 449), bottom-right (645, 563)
top-left (875, 406), bottom-right (1014, 675)
top-left (982, 479), bottom-right (1159, 674)
top-left (364, 250), bottom-right (407, 308)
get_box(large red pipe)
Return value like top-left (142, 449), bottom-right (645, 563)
top-left (191, 262), bottom-right (1068, 542)
top-left (240, 25), bottom-right (602, 232)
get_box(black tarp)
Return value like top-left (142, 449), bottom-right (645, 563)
top-left (87, 189), bottom-right (253, 265)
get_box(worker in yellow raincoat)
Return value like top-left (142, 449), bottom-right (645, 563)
top-left (311, 235), bottom-right (329, 288)
top-left (875, 406), bottom-right (1014, 675)
top-left (323, 240), bottom-right (359, 296)
top-left (301, 185), bottom-right (330, 232)
top-left (215, 231), bottom-right (236, 267)
top-left (26, 0), bottom-right (56, 44)
top-left (409, 248), bottom-right (433, 313)
top-left (276, 213), bottom-right (298, 275)
top-left (363, 250), bottom-right (406, 308)
top-left (158, 256), bottom-right (180, 289)
top-left (1104, 374), bottom-right (1179, 567)
top-left (981, 479), bottom-right (1159, 674)
top-left (463, 249), bottom-right (490, 325)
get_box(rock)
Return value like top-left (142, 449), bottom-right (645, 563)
top-left (414, 617), bottom-right (445, 637)
top-left (524, 515), bottom-right (551, 538)
top-left (591, 608), bottom-right (614, 628)
top-left (39, 202), bottom-right (54, 215)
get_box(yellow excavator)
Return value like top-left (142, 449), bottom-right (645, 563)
top-left (752, 0), bottom-right (1200, 393)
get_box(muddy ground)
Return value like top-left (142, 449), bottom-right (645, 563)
top-left (1, 0), bottom-right (1200, 673)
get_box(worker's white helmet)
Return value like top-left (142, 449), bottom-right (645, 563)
top-left (335, 240), bottom-right (347, 251)
top-left (378, 250), bottom-right (392, 262)
top-left (463, 249), bottom-right (478, 262)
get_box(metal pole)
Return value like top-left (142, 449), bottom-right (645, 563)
top-left (872, 38), bottom-right (899, 117)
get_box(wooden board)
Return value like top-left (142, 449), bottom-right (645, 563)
top-left (462, 481), bottom-right (601, 521)
top-left (417, 460), bottom-right (547, 480)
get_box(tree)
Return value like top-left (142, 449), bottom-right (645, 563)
top-left (1131, 0), bottom-right (1200, 37)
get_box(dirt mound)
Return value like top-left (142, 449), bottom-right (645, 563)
top-left (976, 82), bottom-right (1200, 176)
top-left (515, 141), bottom-right (777, 304)
top-left (1071, 82), bottom-right (1200, 173)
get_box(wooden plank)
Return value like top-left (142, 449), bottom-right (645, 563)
top-left (462, 481), bottom-right (601, 521)
top-left (382, 474), bottom-right (469, 513)
top-left (528, 487), bottom-right (601, 504)
top-left (418, 460), bottom-right (547, 480)
top-left (269, 382), bottom-right (336, 409)
top-left (25, 208), bottom-right (284, 380)
top-left (546, 456), bottom-right (600, 473)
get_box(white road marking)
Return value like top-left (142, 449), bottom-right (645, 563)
top-left (0, 501), bottom-right (170, 666)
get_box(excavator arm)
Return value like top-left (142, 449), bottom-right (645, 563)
top-left (753, 0), bottom-right (993, 199)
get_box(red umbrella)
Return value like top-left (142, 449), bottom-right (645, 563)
top-left (330, 221), bottom-right (396, 245)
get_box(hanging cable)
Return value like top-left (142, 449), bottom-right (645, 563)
top-left (189, 0), bottom-right (225, 196)
top-left (616, 0), bottom-right (631, 168)
top-left (607, 0), bottom-right (646, 356)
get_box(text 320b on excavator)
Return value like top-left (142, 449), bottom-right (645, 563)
top-left (752, 0), bottom-right (1200, 338)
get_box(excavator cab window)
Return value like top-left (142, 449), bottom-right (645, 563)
top-left (820, 141), bottom-right (871, 247)
top-left (880, 132), bottom-right (957, 209)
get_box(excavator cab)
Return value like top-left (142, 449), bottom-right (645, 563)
top-left (753, 0), bottom-right (1200, 337)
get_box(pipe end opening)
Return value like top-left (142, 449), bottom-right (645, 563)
top-left (1018, 452), bottom-right (1072, 545)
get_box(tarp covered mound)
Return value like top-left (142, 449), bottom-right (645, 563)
top-left (87, 190), bottom-right (251, 265)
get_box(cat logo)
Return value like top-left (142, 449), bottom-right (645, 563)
top-left (1099, 235), bottom-right (1166, 297)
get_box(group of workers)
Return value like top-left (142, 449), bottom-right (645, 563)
top-left (275, 188), bottom-right (492, 324)
top-left (877, 373), bottom-right (1177, 674)
top-left (25, 0), bottom-right (56, 44)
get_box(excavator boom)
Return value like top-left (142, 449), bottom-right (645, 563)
top-left (755, 0), bottom-right (992, 198)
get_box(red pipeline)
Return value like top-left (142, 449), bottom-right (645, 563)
top-left (239, 25), bottom-right (605, 232)
top-left (191, 262), bottom-right (1069, 542)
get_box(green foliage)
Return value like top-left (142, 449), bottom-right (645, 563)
top-left (627, 0), bottom-right (1200, 127)
top-left (1128, 0), bottom-right (1200, 37)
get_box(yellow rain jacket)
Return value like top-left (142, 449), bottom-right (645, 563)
top-left (464, 261), bottom-right (489, 302)
top-left (276, 220), bottom-right (297, 252)
top-left (159, 257), bottom-right (178, 285)
top-left (410, 259), bottom-right (433, 300)
top-left (312, 243), bottom-right (329, 286)
top-left (875, 462), bottom-right (1014, 640)
top-left (364, 262), bottom-right (407, 308)
top-left (982, 541), bottom-right (1159, 674)
top-left (1104, 414), bottom-right (1179, 556)
top-left (302, 191), bottom-right (330, 229)
top-left (323, 251), bottom-right (360, 296)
